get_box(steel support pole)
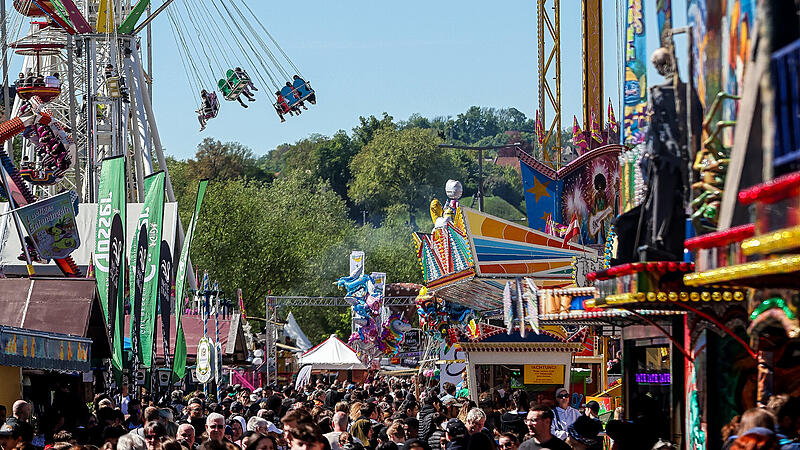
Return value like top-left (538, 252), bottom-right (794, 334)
top-left (2, 0), bottom-right (8, 121)
top-left (67, 35), bottom-right (82, 197)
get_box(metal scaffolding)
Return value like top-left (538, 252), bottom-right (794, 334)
top-left (263, 295), bottom-right (417, 385)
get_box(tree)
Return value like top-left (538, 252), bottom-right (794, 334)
top-left (449, 106), bottom-right (502, 144)
top-left (352, 113), bottom-right (395, 149)
top-left (348, 127), bottom-right (460, 225)
top-left (190, 171), bottom-right (353, 321)
top-left (187, 138), bottom-right (273, 182)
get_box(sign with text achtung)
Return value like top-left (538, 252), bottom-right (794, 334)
top-left (523, 364), bottom-right (565, 385)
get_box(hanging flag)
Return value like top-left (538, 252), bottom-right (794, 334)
top-left (535, 110), bottom-right (545, 145)
top-left (503, 282), bottom-right (513, 335)
top-left (284, 312), bottom-right (313, 351)
top-left (93, 156), bottom-right (127, 383)
top-left (130, 171), bottom-right (165, 369)
top-left (158, 241), bottom-right (173, 372)
top-left (95, 156), bottom-right (126, 320)
top-left (562, 214), bottom-right (580, 247)
top-left (572, 116), bottom-right (587, 149)
top-left (107, 214), bottom-right (125, 385)
top-left (132, 224), bottom-right (148, 373)
top-left (591, 107), bottom-right (603, 143)
top-left (608, 99), bottom-right (619, 133)
top-left (236, 288), bottom-right (246, 320)
top-left (173, 180), bottom-right (208, 381)
top-left (16, 191), bottom-right (80, 260)
top-left (624, 0), bottom-right (648, 144)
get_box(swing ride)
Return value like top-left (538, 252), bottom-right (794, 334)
top-left (0, 0), bottom-right (312, 276)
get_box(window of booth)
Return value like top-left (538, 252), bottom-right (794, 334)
top-left (475, 363), bottom-right (567, 403)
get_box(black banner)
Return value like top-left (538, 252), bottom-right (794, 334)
top-left (132, 224), bottom-right (148, 372)
top-left (158, 240), bottom-right (173, 367)
top-left (107, 214), bottom-right (124, 343)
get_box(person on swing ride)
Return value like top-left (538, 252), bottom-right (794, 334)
top-left (274, 91), bottom-right (290, 122)
top-left (197, 90), bottom-right (212, 131)
top-left (284, 81), bottom-right (307, 110)
top-left (293, 75), bottom-right (316, 105)
top-left (233, 67), bottom-right (256, 104)
top-left (235, 67), bottom-right (258, 91)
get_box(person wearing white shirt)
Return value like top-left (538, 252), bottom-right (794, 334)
top-left (550, 387), bottom-right (581, 440)
top-left (44, 73), bottom-right (61, 88)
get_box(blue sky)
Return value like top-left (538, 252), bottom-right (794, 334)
top-left (10, 0), bottom-right (687, 160)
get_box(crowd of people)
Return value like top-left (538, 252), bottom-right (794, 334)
top-left (0, 377), bottom-right (797, 450)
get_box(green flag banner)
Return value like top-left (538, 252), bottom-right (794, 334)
top-left (94, 156), bottom-right (127, 322)
top-left (131, 171), bottom-right (165, 369)
top-left (173, 179), bottom-right (208, 381)
top-left (93, 156), bottom-right (127, 383)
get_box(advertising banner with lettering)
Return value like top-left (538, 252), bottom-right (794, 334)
top-left (108, 214), bottom-right (125, 383)
top-left (94, 155), bottom-right (127, 323)
top-left (129, 172), bottom-right (165, 369)
top-left (624, 0), bottom-right (648, 145)
top-left (16, 191), bottom-right (80, 260)
top-left (158, 241), bottom-right (173, 370)
top-left (132, 224), bottom-right (148, 372)
top-left (93, 156), bottom-right (127, 383)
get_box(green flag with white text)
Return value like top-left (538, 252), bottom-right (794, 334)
top-left (172, 180), bottom-right (208, 381)
top-left (93, 156), bottom-right (126, 383)
top-left (130, 171), bottom-right (165, 369)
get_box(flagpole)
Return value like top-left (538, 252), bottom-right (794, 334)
top-left (202, 271), bottom-right (209, 398)
top-left (0, 163), bottom-right (35, 275)
top-left (213, 280), bottom-right (221, 404)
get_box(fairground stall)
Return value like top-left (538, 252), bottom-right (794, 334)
top-left (0, 278), bottom-right (109, 416)
top-left (573, 2), bottom-right (800, 447)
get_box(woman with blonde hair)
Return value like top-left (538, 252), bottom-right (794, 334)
top-left (350, 402), bottom-right (363, 423)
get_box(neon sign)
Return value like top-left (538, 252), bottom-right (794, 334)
top-left (635, 372), bottom-right (671, 384)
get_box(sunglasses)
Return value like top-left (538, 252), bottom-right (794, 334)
top-left (557, 394), bottom-right (570, 399)
top-left (208, 425), bottom-right (224, 429)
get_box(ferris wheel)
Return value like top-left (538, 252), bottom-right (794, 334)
top-left (1, 0), bottom-right (313, 204)
top-left (0, 0), bottom-right (312, 276)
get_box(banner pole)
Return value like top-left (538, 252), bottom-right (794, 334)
top-left (0, 163), bottom-right (34, 275)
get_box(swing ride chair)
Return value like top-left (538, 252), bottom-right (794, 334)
top-left (218, 69), bottom-right (251, 101)
top-left (199, 92), bottom-right (220, 119)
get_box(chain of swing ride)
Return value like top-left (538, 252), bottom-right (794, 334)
top-left (166, 0), bottom-right (303, 112)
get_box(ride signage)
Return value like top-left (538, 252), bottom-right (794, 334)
top-left (523, 364), bottom-right (565, 385)
top-left (196, 337), bottom-right (214, 384)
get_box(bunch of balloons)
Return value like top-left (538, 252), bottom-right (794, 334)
top-left (380, 312), bottom-right (412, 356)
top-left (336, 271), bottom-right (383, 364)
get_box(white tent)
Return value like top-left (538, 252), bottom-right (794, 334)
top-left (284, 312), bottom-right (313, 351)
top-left (297, 334), bottom-right (367, 370)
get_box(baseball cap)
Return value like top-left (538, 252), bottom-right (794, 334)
top-left (567, 416), bottom-right (602, 446)
top-left (253, 388), bottom-right (263, 394)
top-left (265, 421), bottom-right (282, 435)
top-left (555, 387), bottom-right (569, 398)
top-left (442, 397), bottom-right (462, 408)
top-left (0, 423), bottom-right (15, 437)
top-left (445, 418), bottom-right (466, 438)
top-left (249, 394), bottom-right (259, 402)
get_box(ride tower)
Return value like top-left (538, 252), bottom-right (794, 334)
top-left (4, 0), bottom-right (175, 204)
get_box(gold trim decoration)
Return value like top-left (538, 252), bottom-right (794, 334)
top-left (459, 342), bottom-right (584, 353)
top-left (593, 291), bottom-right (744, 307)
top-left (741, 226), bottom-right (800, 256)
top-left (684, 255), bottom-right (800, 286)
